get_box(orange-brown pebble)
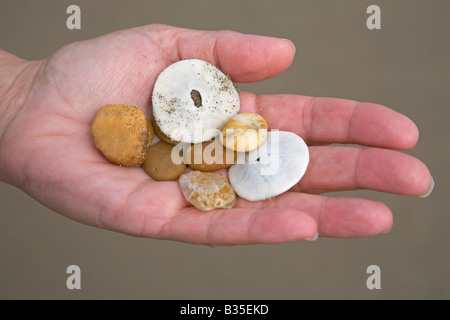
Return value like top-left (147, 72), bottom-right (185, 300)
top-left (183, 137), bottom-right (237, 172)
top-left (179, 171), bottom-right (236, 211)
top-left (142, 141), bottom-right (186, 181)
top-left (92, 104), bottom-right (148, 166)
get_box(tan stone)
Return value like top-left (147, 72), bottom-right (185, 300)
top-left (183, 137), bottom-right (237, 172)
top-left (142, 141), bottom-right (186, 181)
top-left (179, 171), bottom-right (236, 211)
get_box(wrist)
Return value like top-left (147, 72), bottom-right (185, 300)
top-left (0, 50), bottom-right (43, 183)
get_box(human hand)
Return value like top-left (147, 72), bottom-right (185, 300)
top-left (0, 24), bottom-right (433, 245)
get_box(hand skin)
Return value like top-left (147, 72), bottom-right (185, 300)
top-left (0, 24), bottom-right (433, 245)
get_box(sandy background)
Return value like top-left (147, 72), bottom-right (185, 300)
top-left (0, 0), bottom-right (449, 299)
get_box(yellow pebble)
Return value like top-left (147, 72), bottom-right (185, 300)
top-left (220, 112), bottom-right (268, 152)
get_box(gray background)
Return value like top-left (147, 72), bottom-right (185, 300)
top-left (1, 0), bottom-right (449, 299)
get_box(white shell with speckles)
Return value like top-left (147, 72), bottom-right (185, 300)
top-left (152, 59), bottom-right (240, 144)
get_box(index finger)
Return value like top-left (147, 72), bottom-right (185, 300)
top-left (141, 24), bottom-right (296, 82)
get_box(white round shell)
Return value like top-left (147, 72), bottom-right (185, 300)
top-left (229, 131), bottom-right (309, 201)
top-left (152, 59), bottom-right (240, 144)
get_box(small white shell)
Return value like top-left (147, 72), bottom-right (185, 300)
top-left (228, 131), bottom-right (309, 201)
top-left (152, 59), bottom-right (240, 144)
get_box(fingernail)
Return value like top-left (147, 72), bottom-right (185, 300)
top-left (282, 38), bottom-right (296, 55)
top-left (305, 233), bottom-right (319, 241)
top-left (419, 176), bottom-right (434, 198)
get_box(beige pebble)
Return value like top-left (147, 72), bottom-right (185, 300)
top-left (142, 141), bottom-right (186, 181)
top-left (92, 104), bottom-right (148, 166)
top-left (220, 112), bottom-right (268, 152)
top-left (179, 171), bottom-right (236, 211)
top-left (183, 137), bottom-right (237, 172)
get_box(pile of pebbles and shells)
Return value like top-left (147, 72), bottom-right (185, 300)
top-left (91, 59), bottom-right (309, 211)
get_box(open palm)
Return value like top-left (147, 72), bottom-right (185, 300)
top-left (0, 24), bottom-right (432, 245)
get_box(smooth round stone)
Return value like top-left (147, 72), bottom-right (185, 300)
top-left (183, 137), bottom-right (237, 172)
top-left (228, 131), bottom-right (309, 201)
top-left (142, 141), bottom-right (186, 181)
top-left (220, 112), bottom-right (268, 152)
